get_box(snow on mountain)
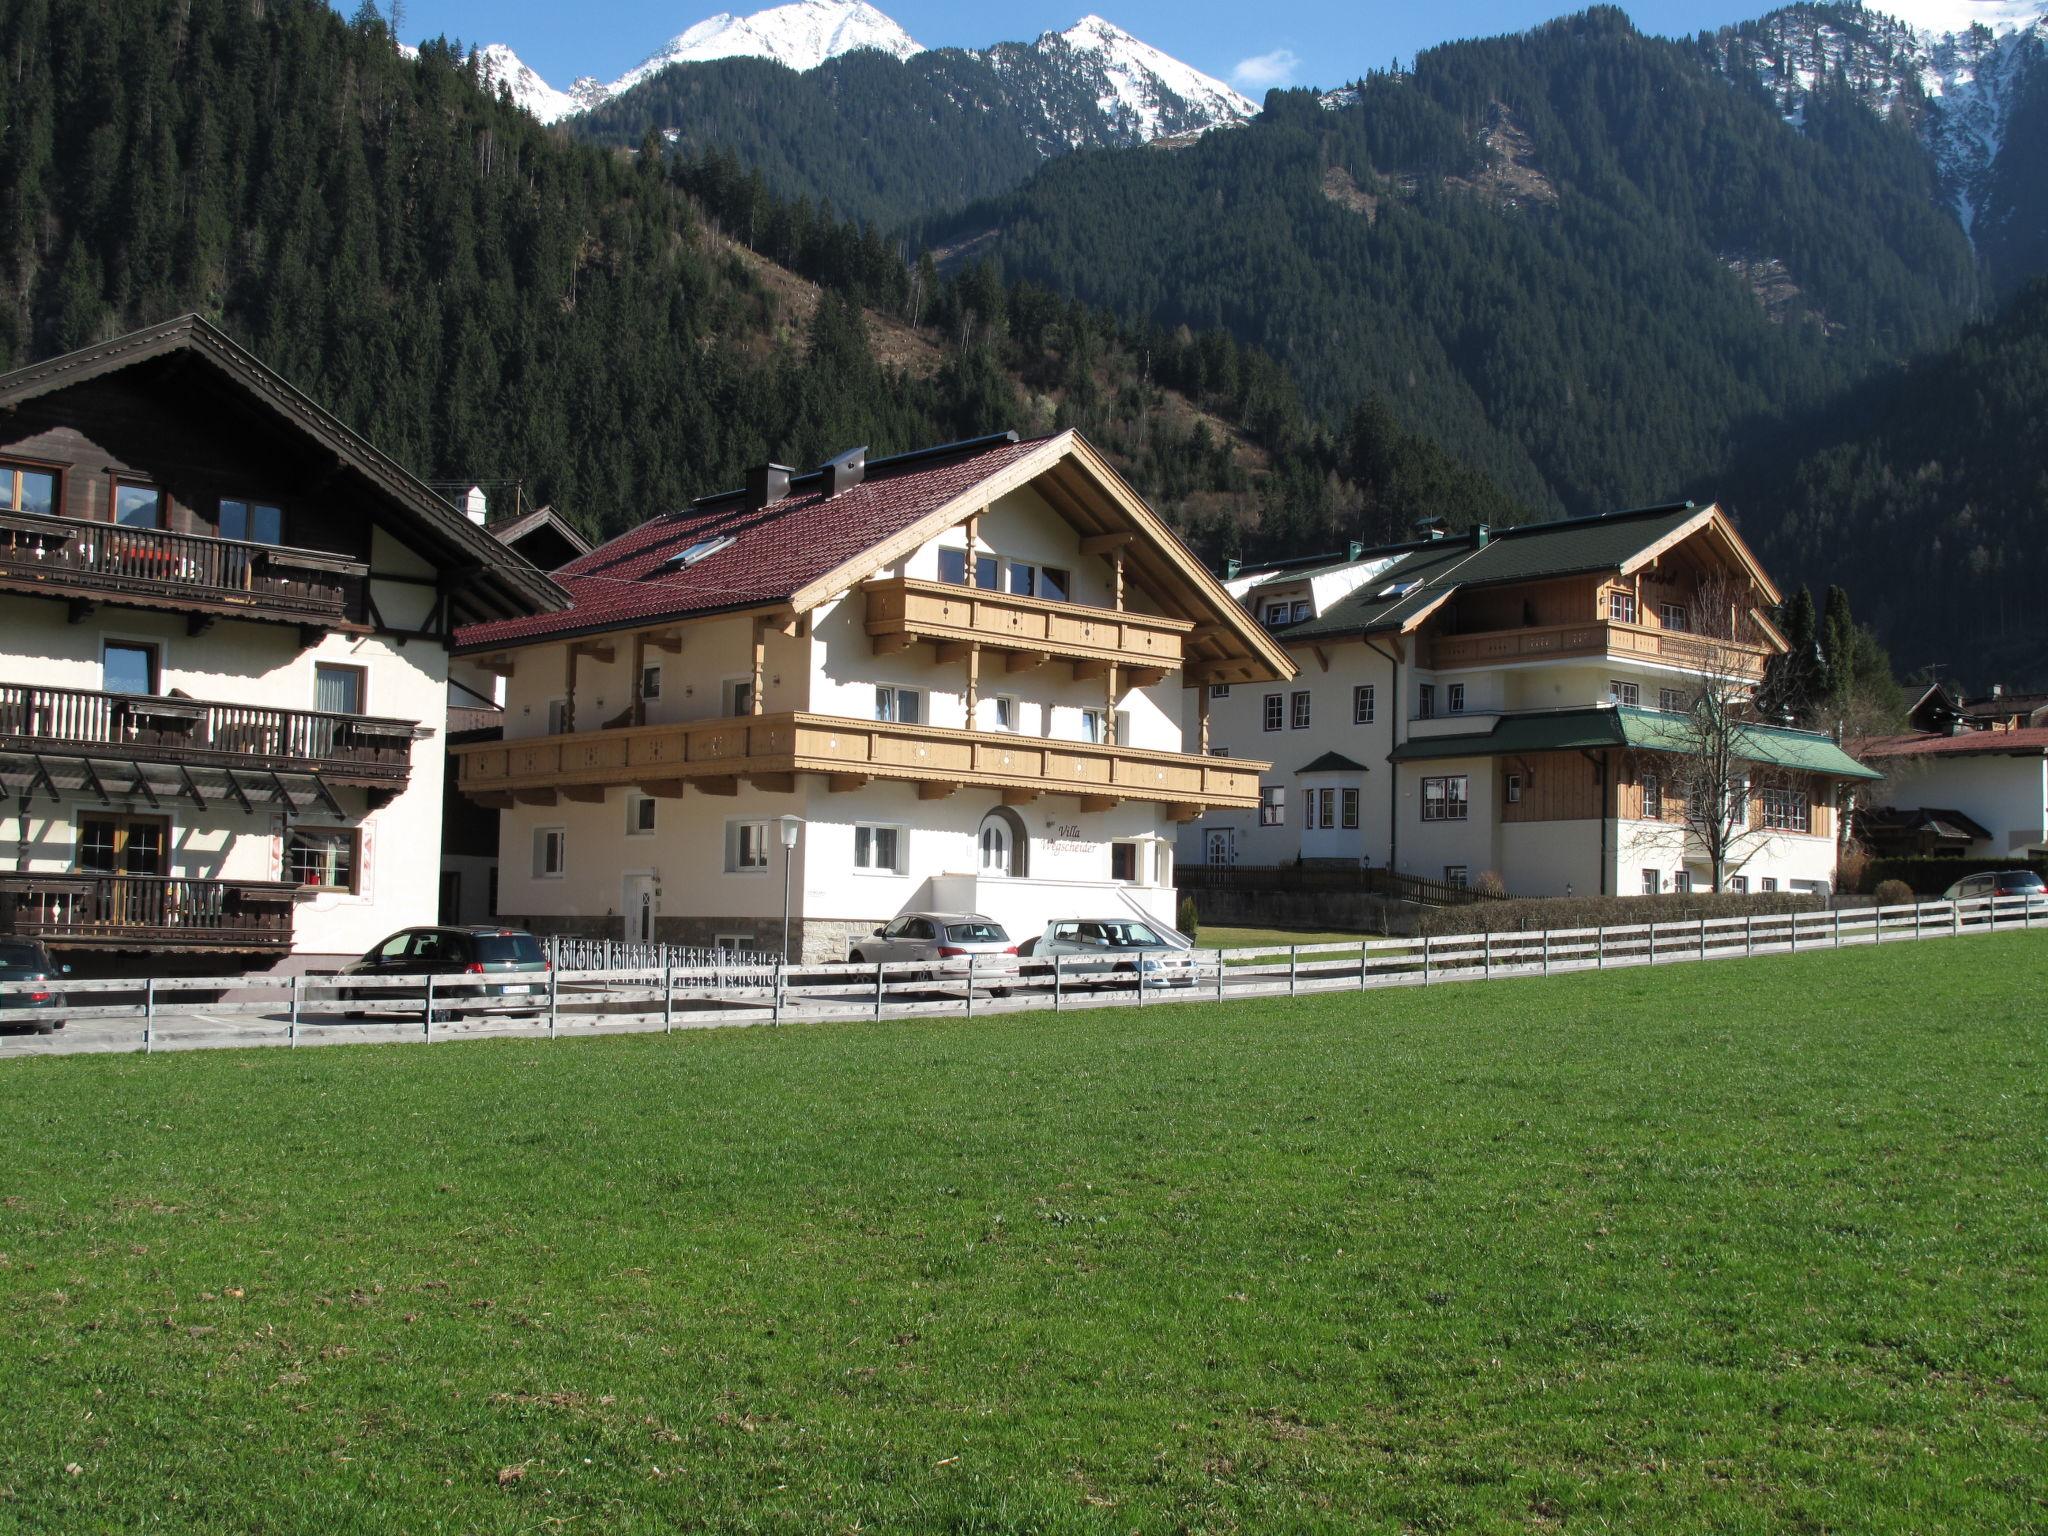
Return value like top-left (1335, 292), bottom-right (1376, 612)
top-left (607, 1), bottom-right (922, 98)
top-left (1865, 0), bottom-right (2045, 36)
top-left (468, 4), bottom-right (1251, 144)
top-left (1036, 15), bottom-right (1257, 138)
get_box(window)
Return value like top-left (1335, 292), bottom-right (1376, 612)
top-left (1505, 772), bottom-right (1522, 804)
top-left (663, 533), bottom-right (734, 570)
top-left (938, 547), bottom-right (968, 584)
top-left (102, 641), bottom-right (157, 696)
top-left (1264, 602), bottom-right (1291, 629)
top-left (1209, 745), bottom-right (1231, 758)
top-left (1762, 787), bottom-right (1810, 831)
top-left (1610, 680), bottom-right (1640, 707)
top-left (1081, 708), bottom-right (1105, 744)
top-left (640, 664), bottom-right (663, 701)
top-left (1353, 685), bottom-right (1375, 725)
top-left (975, 554), bottom-right (1001, 591)
top-left (1659, 602), bottom-right (1689, 632)
top-left (219, 499), bottom-right (283, 545)
top-left (1258, 784), bottom-right (1286, 826)
top-left (1290, 690), bottom-right (1311, 729)
top-left (1310, 787), bottom-right (1336, 829)
top-left (1209, 683), bottom-right (1231, 699)
top-left (1447, 683), bottom-right (1466, 714)
top-left (852, 823), bottom-right (902, 875)
top-left (1609, 590), bottom-right (1638, 624)
top-left (874, 685), bottom-right (922, 725)
top-left (1262, 694), bottom-right (1284, 732)
top-left (533, 827), bottom-right (566, 879)
top-left (1642, 868), bottom-right (1662, 895)
top-left (1291, 600), bottom-right (1310, 623)
top-left (1642, 770), bottom-right (1662, 820)
top-left (1444, 866), bottom-right (1469, 889)
top-left (1376, 578), bottom-right (1421, 599)
top-left (76, 814), bottom-right (166, 875)
top-left (1040, 567), bottom-right (1070, 603)
top-left (1418, 684), bottom-right (1436, 719)
top-left (288, 828), bottom-right (359, 892)
top-left (0, 462), bottom-right (56, 515)
top-left (113, 482), bottom-right (162, 529)
top-left (1110, 841), bottom-right (1140, 882)
top-left (990, 694), bottom-right (1017, 731)
top-left (725, 678), bottom-right (754, 717)
top-left (1762, 877), bottom-right (1779, 892)
top-left (1114, 709), bottom-right (1132, 746)
top-left (1007, 561), bottom-right (1035, 598)
top-left (315, 663), bottom-right (364, 716)
top-left (1341, 788), bottom-right (1359, 828)
top-left (1729, 875), bottom-right (1749, 893)
top-left (546, 698), bottom-right (570, 735)
top-left (1673, 870), bottom-right (1693, 894)
top-left (1659, 687), bottom-right (1687, 714)
top-left (1730, 776), bottom-right (1749, 830)
top-left (626, 793), bottom-right (656, 836)
top-left (1421, 775), bottom-right (1468, 821)
top-left (727, 820), bottom-right (770, 871)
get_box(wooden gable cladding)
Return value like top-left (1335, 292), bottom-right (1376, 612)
top-left (1499, 750), bottom-right (1606, 823)
top-left (1614, 757), bottom-right (1835, 838)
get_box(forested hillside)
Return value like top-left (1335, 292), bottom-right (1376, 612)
top-left (1729, 280), bottom-right (2048, 683)
top-left (922, 8), bottom-right (1979, 519)
top-left (0, 0), bottom-right (1511, 559)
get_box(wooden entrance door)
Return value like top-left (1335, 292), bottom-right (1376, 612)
top-left (75, 814), bottom-right (169, 927)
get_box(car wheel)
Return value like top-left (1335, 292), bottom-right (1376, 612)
top-left (850, 951), bottom-right (866, 964)
top-left (33, 1018), bottom-right (57, 1035)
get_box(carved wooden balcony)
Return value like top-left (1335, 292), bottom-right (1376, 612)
top-left (0, 873), bottom-right (298, 951)
top-left (456, 712), bottom-right (1265, 820)
top-left (863, 577), bottom-right (1191, 682)
top-left (1422, 620), bottom-right (1769, 679)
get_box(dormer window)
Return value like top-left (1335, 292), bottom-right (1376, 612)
top-left (662, 533), bottom-right (735, 571)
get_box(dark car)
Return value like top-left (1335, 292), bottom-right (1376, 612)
top-left (1941, 870), bottom-right (2048, 907)
top-left (0, 938), bottom-right (69, 1033)
top-left (337, 927), bottom-right (549, 1017)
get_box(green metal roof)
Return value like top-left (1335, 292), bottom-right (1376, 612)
top-left (1279, 503), bottom-right (1706, 642)
top-left (1389, 706), bottom-right (1883, 780)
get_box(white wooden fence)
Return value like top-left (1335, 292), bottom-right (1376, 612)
top-left (1, 894), bottom-right (2039, 1057)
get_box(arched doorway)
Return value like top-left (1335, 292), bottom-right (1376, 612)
top-left (977, 806), bottom-right (1029, 878)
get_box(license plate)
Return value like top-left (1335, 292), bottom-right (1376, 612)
top-left (500, 984), bottom-right (532, 994)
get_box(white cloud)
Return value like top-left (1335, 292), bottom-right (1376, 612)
top-left (1231, 47), bottom-right (1300, 92)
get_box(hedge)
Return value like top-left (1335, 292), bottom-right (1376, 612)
top-left (1858, 856), bottom-right (2048, 896)
top-left (1416, 891), bottom-right (1826, 937)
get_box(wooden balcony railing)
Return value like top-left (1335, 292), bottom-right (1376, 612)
top-left (1422, 620), bottom-right (1769, 678)
top-left (456, 712), bottom-right (1265, 816)
top-left (0, 683), bottom-right (419, 784)
top-left (0, 873), bottom-right (298, 949)
top-left (0, 513), bottom-right (361, 624)
top-left (864, 577), bottom-right (1191, 678)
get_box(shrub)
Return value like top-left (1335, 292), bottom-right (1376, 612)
top-left (1872, 879), bottom-right (1915, 907)
top-left (1472, 870), bottom-right (1508, 899)
top-left (1175, 895), bottom-right (1200, 943)
top-left (1417, 890), bottom-right (1826, 937)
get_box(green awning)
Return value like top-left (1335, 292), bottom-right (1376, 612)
top-left (1389, 706), bottom-right (1883, 781)
top-left (1616, 708), bottom-right (1884, 780)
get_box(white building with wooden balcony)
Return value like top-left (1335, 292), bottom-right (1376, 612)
top-left (0, 317), bottom-right (565, 970)
top-left (452, 432), bottom-right (1293, 959)
top-left (1184, 502), bottom-right (1880, 897)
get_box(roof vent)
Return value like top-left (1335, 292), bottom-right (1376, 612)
top-left (819, 445), bottom-right (867, 496)
top-left (1472, 522), bottom-right (1490, 549)
top-left (1347, 540), bottom-right (1364, 561)
top-left (463, 485), bottom-right (488, 526)
top-left (746, 463), bottom-right (795, 511)
top-left (1413, 515), bottom-right (1446, 541)
top-left (1225, 557), bottom-right (1242, 580)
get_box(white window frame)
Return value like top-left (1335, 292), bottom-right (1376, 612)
top-left (1341, 787), bottom-right (1359, 829)
top-left (1420, 775), bottom-right (1468, 822)
top-left (1291, 600), bottom-right (1310, 623)
top-left (1417, 683), bottom-right (1435, 720)
top-left (639, 663), bottom-right (663, 701)
top-left (1610, 680), bottom-right (1640, 707)
top-left (1444, 865), bottom-right (1469, 889)
top-left (1109, 840), bottom-right (1142, 883)
top-left (713, 932), bottom-right (755, 952)
top-left (1290, 690), bottom-right (1311, 730)
top-left (1659, 687), bottom-right (1687, 714)
top-left (1659, 602), bottom-right (1689, 632)
top-left (1642, 868), bottom-right (1661, 894)
top-left (1762, 877), bottom-right (1779, 892)
top-left (1353, 684), bottom-right (1375, 725)
top-left (1642, 769), bottom-right (1662, 820)
top-left (1080, 708), bottom-right (1106, 744)
top-left (722, 677), bottom-right (755, 717)
top-left (988, 694), bottom-right (1018, 732)
top-left (1447, 683), bottom-right (1466, 714)
top-left (874, 684), bottom-right (924, 725)
top-left (1673, 870), bottom-right (1693, 894)
top-left (1209, 683), bottom-right (1231, 699)
top-left (1609, 590), bottom-right (1638, 624)
top-left (852, 822), bottom-right (905, 876)
top-left (1730, 775), bottom-right (1749, 831)
top-left (1264, 601), bottom-right (1291, 629)
top-left (726, 819), bottom-right (771, 873)
top-left (1209, 745), bottom-right (1231, 758)
top-left (1258, 784), bottom-right (1285, 826)
top-left (1729, 875), bottom-right (1749, 893)
top-left (625, 792), bottom-right (656, 837)
top-left (1762, 786), bottom-right (1811, 832)
top-left (1505, 772), bottom-right (1522, 804)
top-left (533, 826), bottom-right (566, 880)
top-left (1262, 693), bottom-right (1283, 732)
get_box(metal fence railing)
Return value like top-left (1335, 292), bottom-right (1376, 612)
top-left (3, 893), bottom-right (2040, 1056)
top-left (540, 935), bottom-right (778, 986)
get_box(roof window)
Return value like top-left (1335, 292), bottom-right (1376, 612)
top-left (1376, 578), bottom-right (1422, 599)
top-left (661, 534), bottom-right (735, 572)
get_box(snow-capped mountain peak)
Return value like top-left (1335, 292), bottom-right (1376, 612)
top-left (474, 42), bottom-right (590, 124)
top-left (1042, 14), bottom-right (1258, 134)
top-left (1861, 0), bottom-right (2047, 38)
top-left (609, 1), bottom-right (923, 97)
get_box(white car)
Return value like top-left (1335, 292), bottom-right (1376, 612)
top-left (848, 912), bottom-right (1020, 985)
top-left (1025, 918), bottom-right (1196, 988)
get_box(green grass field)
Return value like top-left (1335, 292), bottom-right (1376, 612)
top-left (3, 936), bottom-right (2043, 1532)
top-left (1194, 923), bottom-right (1370, 952)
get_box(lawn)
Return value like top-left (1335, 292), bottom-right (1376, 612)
top-left (2, 936), bottom-right (2043, 1532)
top-left (1194, 923), bottom-right (1371, 951)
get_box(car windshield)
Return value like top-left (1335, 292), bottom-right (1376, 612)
top-left (1995, 872), bottom-right (2045, 892)
top-left (944, 922), bottom-right (1008, 944)
top-left (0, 940), bottom-right (50, 974)
top-left (471, 933), bottom-right (544, 964)
top-left (1083, 922), bottom-right (1164, 946)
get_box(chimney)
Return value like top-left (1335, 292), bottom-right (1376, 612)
top-left (746, 463), bottom-right (795, 511)
top-left (1347, 540), bottom-right (1363, 561)
top-left (463, 485), bottom-right (488, 526)
top-left (1473, 523), bottom-right (1490, 549)
top-left (1413, 515), bottom-right (1446, 541)
top-left (1991, 682), bottom-right (2005, 699)
top-left (1225, 557), bottom-right (1241, 580)
top-left (819, 445), bottom-right (867, 497)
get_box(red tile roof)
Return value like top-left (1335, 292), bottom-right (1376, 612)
top-left (1856, 727), bottom-right (2048, 759)
top-left (456, 436), bottom-right (1045, 651)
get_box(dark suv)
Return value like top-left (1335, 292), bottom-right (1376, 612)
top-left (0, 938), bottom-right (68, 1033)
top-left (337, 927), bottom-right (549, 1017)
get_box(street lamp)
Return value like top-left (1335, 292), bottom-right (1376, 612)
top-left (778, 815), bottom-right (803, 967)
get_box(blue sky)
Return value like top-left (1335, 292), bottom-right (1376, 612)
top-left (375, 0), bottom-right (1768, 92)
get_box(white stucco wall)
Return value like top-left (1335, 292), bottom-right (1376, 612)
top-left (1878, 753), bottom-right (2047, 855)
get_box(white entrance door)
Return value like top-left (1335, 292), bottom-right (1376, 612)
top-left (624, 874), bottom-right (657, 944)
top-left (979, 819), bottom-right (1012, 877)
top-left (1205, 828), bottom-right (1235, 867)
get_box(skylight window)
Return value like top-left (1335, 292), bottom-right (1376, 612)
top-left (1376, 577), bottom-right (1422, 599)
top-left (662, 533), bottom-right (735, 571)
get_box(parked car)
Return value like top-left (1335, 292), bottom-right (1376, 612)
top-left (848, 913), bottom-right (1019, 985)
top-left (0, 938), bottom-right (68, 1033)
top-left (336, 927), bottom-right (549, 1017)
top-left (1940, 870), bottom-right (2048, 907)
top-left (1023, 918), bottom-right (1196, 988)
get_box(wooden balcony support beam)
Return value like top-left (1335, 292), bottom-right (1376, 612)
top-left (639, 779), bottom-right (687, 798)
top-left (1006, 649), bottom-right (1050, 674)
top-left (1077, 794), bottom-right (1119, 812)
top-left (645, 631), bottom-right (685, 654)
top-left (747, 772), bottom-right (797, 794)
top-left (872, 632), bottom-right (917, 656)
top-left (569, 640), bottom-right (615, 664)
top-left (1001, 787), bottom-right (1040, 806)
top-left (827, 773), bottom-right (872, 793)
top-left (935, 641), bottom-right (972, 664)
top-left (559, 785), bottom-right (607, 804)
top-left (696, 776), bottom-right (739, 797)
top-left (470, 791), bottom-right (514, 809)
top-left (1167, 803), bottom-right (1204, 823)
top-left (1127, 666), bottom-right (1167, 689)
top-left (918, 781), bottom-right (960, 801)
top-left (1073, 658), bottom-right (1112, 682)
top-left (1078, 532), bottom-right (1133, 555)
top-left (78, 755), bottom-right (111, 805)
top-left (512, 787), bottom-right (559, 806)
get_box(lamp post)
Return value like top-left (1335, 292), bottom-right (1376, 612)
top-left (778, 814), bottom-right (803, 966)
